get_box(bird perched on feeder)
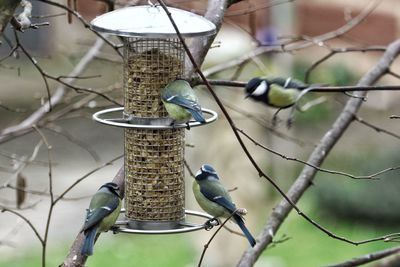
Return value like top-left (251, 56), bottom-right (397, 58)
top-left (161, 79), bottom-right (206, 127)
top-left (245, 77), bottom-right (310, 127)
top-left (81, 182), bottom-right (122, 256)
top-left (192, 164), bottom-right (256, 247)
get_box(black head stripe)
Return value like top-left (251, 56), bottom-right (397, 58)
top-left (100, 182), bottom-right (120, 197)
top-left (245, 78), bottom-right (263, 94)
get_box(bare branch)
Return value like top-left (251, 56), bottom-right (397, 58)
top-left (226, 0), bottom-right (293, 17)
top-left (236, 38), bottom-right (400, 267)
top-left (1, 207), bottom-right (44, 244)
top-left (324, 246), bottom-right (400, 267)
top-left (354, 115), bottom-right (400, 140)
top-left (0, 37), bottom-right (106, 143)
top-left (53, 155), bottom-right (123, 205)
top-left (185, 0), bottom-right (228, 76)
top-left (158, 0), bottom-right (393, 255)
top-left (203, 0), bottom-right (382, 77)
top-left (37, 0), bottom-right (122, 56)
top-left (33, 126), bottom-right (54, 267)
top-left (236, 127), bottom-right (400, 180)
top-left (198, 212), bottom-right (238, 267)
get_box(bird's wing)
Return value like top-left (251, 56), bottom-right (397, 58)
top-left (270, 77), bottom-right (307, 89)
top-left (82, 192), bottom-right (119, 231)
top-left (200, 185), bottom-right (236, 214)
top-left (163, 94), bottom-right (202, 113)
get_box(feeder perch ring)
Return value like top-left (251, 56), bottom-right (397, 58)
top-left (112, 209), bottom-right (214, 234)
top-left (92, 107), bottom-right (218, 129)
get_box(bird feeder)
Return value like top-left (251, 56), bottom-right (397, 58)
top-left (91, 5), bottom-right (217, 233)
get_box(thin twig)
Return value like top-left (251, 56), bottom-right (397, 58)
top-left (324, 246), bottom-right (400, 267)
top-left (305, 46), bottom-right (386, 82)
top-left (53, 155), bottom-right (123, 205)
top-left (202, 0), bottom-right (382, 77)
top-left (33, 126), bottom-right (53, 267)
top-left (198, 212), bottom-right (237, 267)
top-left (354, 115), bottom-right (400, 140)
top-left (1, 207), bottom-right (44, 244)
top-left (158, 0), bottom-right (392, 249)
top-left (184, 158), bottom-right (196, 178)
top-left (194, 79), bottom-right (400, 93)
top-left (236, 127), bottom-right (400, 180)
top-left (37, 0), bottom-right (122, 56)
top-left (0, 37), bottom-right (106, 143)
top-left (237, 38), bottom-right (400, 267)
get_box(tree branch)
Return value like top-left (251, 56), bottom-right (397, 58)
top-left (185, 0), bottom-right (229, 76)
top-left (236, 38), bottom-right (400, 267)
top-left (324, 246), bottom-right (400, 267)
top-left (0, 37), bottom-right (106, 143)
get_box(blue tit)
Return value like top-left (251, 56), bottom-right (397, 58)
top-left (161, 79), bottom-right (206, 125)
top-left (245, 77), bottom-right (306, 109)
top-left (81, 182), bottom-right (122, 256)
top-left (192, 164), bottom-right (256, 247)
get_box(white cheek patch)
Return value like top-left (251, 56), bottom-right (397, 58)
top-left (195, 169), bottom-right (202, 177)
top-left (251, 80), bottom-right (267, 96)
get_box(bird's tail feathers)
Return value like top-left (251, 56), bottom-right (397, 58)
top-left (81, 227), bottom-right (97, 256)
top-left (234, 214), bottom-right (256, 247)
top-left (189, 110), bottom-right (206, 123)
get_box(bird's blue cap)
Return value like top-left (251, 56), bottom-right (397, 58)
top-left (201, 164), bottom-right (217, 175)
top-left (100, 182), bottom-right (122, 198)
top-left (195, 164), bottom-right (219, 180)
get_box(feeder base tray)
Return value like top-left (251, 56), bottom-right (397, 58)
top-left (112, 209), bottom-right (214, 234)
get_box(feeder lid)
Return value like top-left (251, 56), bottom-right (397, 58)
top-left (90, 5), bottom-right (216, 38)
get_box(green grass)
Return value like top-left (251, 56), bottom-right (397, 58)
top-left (1, 211), bottom-right (396, 267)
top-left (1, 181), bottom-right (398, 267)
top-left (0, 234), bottom-right (196, 267)
top-left (259, 200), bottom-right (397, 267)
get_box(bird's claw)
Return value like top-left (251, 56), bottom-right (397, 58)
top-left (286, 117), bottom-right (294, 129)
top-left (204, 218), bottom-right (219, 231)
top-left (272, 115), bottom-right (281, 127)
top-left (186, 122), bottom-right (191, 130)
top-left (110, 225), bottom-right (120, 234)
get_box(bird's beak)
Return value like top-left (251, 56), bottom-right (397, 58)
top-left (244, 94), bottom-right (250, 99)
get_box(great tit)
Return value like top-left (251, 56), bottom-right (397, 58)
top-left (81, 182), bottom-right (122, 256)
top-left (245, 77), bottom-right (314, 127)
top-left (192, 164), bottom-right (256, 247)
top-left (245, 77), bottom-right (306, 109)
top-left (161, 79), bottom-right (206, 126)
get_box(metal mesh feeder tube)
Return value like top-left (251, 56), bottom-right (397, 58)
top-left (91, 5), bottom-right (217, 233)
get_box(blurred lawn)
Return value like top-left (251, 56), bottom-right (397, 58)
top-left (260, 199), bottom-right (397, 267)
top-left (0, 202), bottom-right (397, 267)
top-left (0, 235), bottom-right (196, 267)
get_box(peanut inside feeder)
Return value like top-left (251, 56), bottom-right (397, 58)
top-left (124, 39), bottom-right (185, 226)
